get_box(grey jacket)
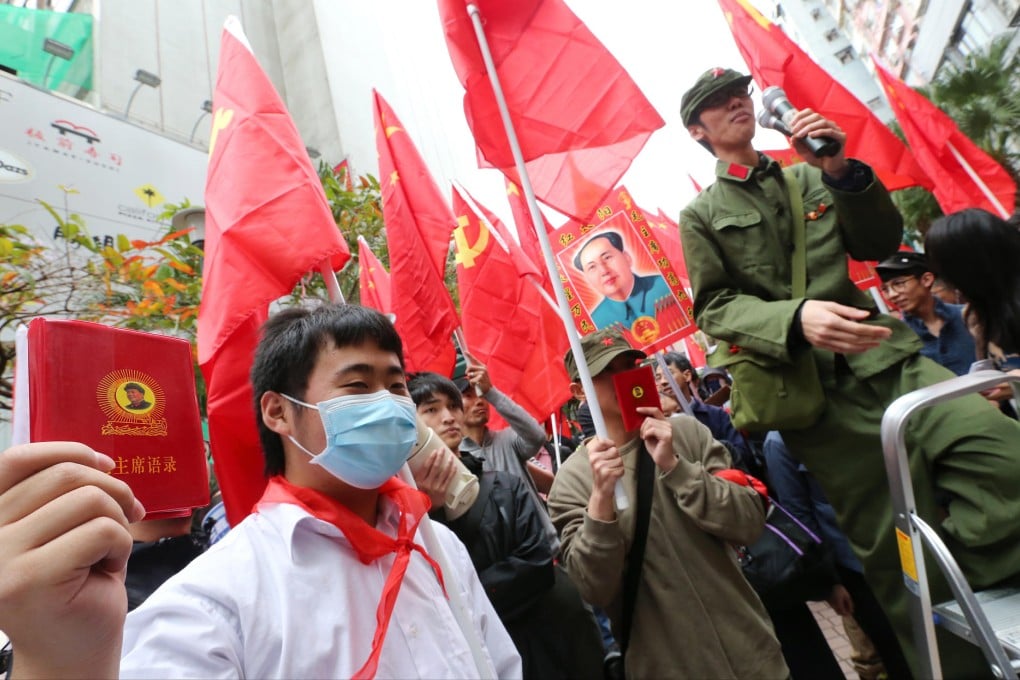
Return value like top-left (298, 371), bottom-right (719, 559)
top-left (460, 387), bottom-right (559, 554)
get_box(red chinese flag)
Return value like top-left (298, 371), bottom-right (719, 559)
top-left (440, 0), bottom-right (665, 221)
top-left (874, 60), bottom-right (1016, 217)
top-left (357, 236), bottom-right (391, 314)
top-left (200, 17), bottom-right (350, 525)
top-left (453, 187), bottom-right (570, 422)
top-left (374, 91), bottom-right (458, 375)
top-left (718, 0), bottom-right (930, 192)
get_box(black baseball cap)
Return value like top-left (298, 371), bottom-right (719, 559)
top-left (875, 252), bottom-right (929, 280)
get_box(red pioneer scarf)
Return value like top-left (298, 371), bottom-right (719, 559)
top-left (258, 475), bottom-right (446, 679)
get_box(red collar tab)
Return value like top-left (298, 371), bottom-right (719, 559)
top-left (726, 163), bottom-right (751, 180)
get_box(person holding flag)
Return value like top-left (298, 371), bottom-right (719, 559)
top-left (678, 67), bottom-right (1020, 677)
top-left (547, 328), bottom-right (787, 679)
top-left (0, 305), bottom-right (521, 678)
top-left (455, 356), bottom-right (558, 552)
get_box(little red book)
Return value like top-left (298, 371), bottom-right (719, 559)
top-left (19, 318), bottom-right (209, 519)
top-left (611, 364), bottom-right (661, 432)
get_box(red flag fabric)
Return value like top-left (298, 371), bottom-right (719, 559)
top-left (453, 186), bottom-right (570, 422)
top-left (440, 0), bottom-right (665, 221)
top-left (357, 236), bottom-right (392, 314)
top-left (374, 91), bottom-right (458, 375)
top-left (334, 159), bottom-right (355, 191)
top-left (688, 174), bottom-right (703, 193)
top-left (684, 334), bottom-right (708, 369)
top-left (873, 60), bottom-right (1016, 217)
top-left (200, 17), bottom-right (350, 525)
top-left (505, 178), bottom-right (554, 290)
top-left (718, 0), bottom-right (930, 192)
top-left (762, 148), bottom-right (804, 168)
top-left (652, 209), bottom-right (690, 290)
top-left (847, 257), bottom-right (881, 291)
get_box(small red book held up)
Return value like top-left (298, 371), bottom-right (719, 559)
top-left (611, 364), bottom-right (661, 432)
top-left (15, 319), bottom-right (209, 519)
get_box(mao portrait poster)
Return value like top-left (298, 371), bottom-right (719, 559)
top-left (17, 318), bottom-right (209, 519)
top-left (551, 187), bottom-right (695, 354)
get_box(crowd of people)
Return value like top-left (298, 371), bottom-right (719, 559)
top-left (1, 68), bottom-right (1019, 680)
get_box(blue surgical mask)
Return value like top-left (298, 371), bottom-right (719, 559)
top-left (282, 390), bottom-right (418, 489)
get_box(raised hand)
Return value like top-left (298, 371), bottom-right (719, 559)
top-left (0, 441), bottom-right (145, 678)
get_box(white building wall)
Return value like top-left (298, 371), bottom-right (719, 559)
top-left (767, 0), bottom-right (894, 121)
top-left (91, 1), bottom-right (320, 152)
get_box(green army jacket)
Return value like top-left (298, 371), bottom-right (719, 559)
top-left (680, 156), bottom-right (921, 380)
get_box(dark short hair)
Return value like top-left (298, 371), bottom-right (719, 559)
top-left (573, 231), bottom-right (624, 271)
top-left (661, 352), bottom-right (692, 373)
top-left (123, 382), bottom-right (145, 394)
top-left (407, 372), bottom-right (463, 411)
top-left (251, 304), bottom-right (405, 477)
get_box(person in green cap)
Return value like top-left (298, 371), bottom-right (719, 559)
top-left (546, 327), bottom-right (787, 680)
top-left (678, 66), bottom-right (1020, 677)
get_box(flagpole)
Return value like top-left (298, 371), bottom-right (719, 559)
top-left (452, 327), bottom-right (485, 397)
top-left (945, 140), bottom-right (1011, 219)
top-left (466, 2), bottom-right (628, 510)
top-left (869, 287), bottom-right (890, 314)
top-left (397, 464), bottom-right (495, 680)
top-left (550, 412), bottom-right (562, 470)
top-left (319, 262), bottom-right (346, 304)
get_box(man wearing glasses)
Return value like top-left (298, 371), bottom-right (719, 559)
top-left (876, 251), bottom-right (976, 375)
top-left (678, 67), bottom-right (1020, 678)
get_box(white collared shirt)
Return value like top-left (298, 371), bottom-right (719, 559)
top-left (121, 498), bottom-right (521, 679)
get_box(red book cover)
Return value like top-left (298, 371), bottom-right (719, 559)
top-left (611, 364), bottom-right (661, 432)
top-left (26, 319), bottom-right (209, 519)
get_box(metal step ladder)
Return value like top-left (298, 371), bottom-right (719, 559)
top-left (881, 370), bottom-right (1020, 679)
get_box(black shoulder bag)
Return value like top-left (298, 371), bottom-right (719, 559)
top-left (619, 443), bottom-right (655, 655)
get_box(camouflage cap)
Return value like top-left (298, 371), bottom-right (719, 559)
top-left (564, 328), bottom-right (646, 381)
top-left (680, 67), bottom-right (753, 126)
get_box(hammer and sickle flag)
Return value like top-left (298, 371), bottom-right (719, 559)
top-left (200, 15), bottom-right (350, 526)
top-left (453, 185), bottom-right (571, 423)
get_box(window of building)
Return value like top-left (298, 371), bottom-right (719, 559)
top-left (835, 46), bottom-right (856, 64)
top-left (825, 27), bottom-right (840, 41)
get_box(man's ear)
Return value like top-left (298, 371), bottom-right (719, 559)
top-left (261, 391), bottom-right (295, 436)
top-left (688, 123), bottom-right (707, 142)
top-left (919, 271), bottom-right (935, 289)
top-left (569, 382), bottom-right (586, 401)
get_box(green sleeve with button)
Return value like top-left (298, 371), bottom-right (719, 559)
top-left (680, 158), bottom-right (905, 365)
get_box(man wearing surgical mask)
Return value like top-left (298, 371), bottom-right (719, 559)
top-left (0, 304), bottom-right (521, 679)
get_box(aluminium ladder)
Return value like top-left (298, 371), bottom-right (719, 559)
top-left (881, 370), bottom-right (1020, 679)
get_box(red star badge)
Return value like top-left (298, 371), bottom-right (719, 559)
top-left (711, 67), bottom-right (725, 78)
top-left (601, 337), bottom-right (615, 347)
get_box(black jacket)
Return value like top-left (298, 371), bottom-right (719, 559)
top-left (441, 470), bottom-right (554, 621)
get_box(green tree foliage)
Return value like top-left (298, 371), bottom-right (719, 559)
top-left (891, 36), bottom-right (1020, 237)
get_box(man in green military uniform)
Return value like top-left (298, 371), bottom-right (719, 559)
top-left (678, 67), bottom-right (1020, 678)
